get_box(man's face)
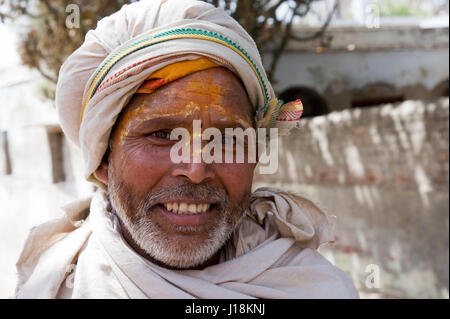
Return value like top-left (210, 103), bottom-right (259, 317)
top-left (104, 67), bottom-right (256, 269)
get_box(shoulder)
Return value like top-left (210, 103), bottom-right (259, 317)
top-left (14, 199), bottom-right (93, 298)
top-left (275, 245), bottom-right (360, 299)
top-left (299, 247), bottom-right (360, 299)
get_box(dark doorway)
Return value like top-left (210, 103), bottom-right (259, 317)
top-left (279, 87), bottom-right (329, 118)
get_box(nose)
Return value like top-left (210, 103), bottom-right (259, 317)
top-left (171, 150), bottom-right (214, 184)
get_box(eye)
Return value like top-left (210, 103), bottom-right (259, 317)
top-left (149, 130), bottom-right (170, 140)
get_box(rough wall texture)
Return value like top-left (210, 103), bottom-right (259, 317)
top-left (254, 98), bottom-right (449, 298)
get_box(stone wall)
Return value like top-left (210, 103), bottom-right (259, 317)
top-left (254, 98), bottom-right (449, 298)
top-left (264, 26), bottom-right (449, 113)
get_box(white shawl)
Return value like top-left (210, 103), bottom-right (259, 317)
top-left (15, 187), bottom-right (359, 299)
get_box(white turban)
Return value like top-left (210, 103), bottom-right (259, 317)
top-left (56, 0), bottom-right (302, 185)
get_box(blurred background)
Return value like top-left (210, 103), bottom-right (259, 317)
top-left (0, 0), bottom-right (448, 298)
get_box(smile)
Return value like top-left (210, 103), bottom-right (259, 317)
top-left (163, 202), bottom-right (211, 215)
top-left (155, 201), bottom-right (217, 227)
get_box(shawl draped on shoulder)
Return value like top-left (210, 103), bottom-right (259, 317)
top-left (15, 187), bottom-right (358, 299)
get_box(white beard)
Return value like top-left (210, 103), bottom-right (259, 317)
top-left (109, 189), bottom-right (237, 269)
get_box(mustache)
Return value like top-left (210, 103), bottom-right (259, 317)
top-left (136, 182), bottom-right (229, 212)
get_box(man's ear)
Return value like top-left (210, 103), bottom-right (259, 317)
top-left (95, 161), bottom-right (109, 184)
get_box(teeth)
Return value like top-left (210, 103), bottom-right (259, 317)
top-left (188, 204), bottom-right (197, 214)
top-left (163, 202), bottom-right (210, 215)
top-left (179, 203), bottom-right (187, 214)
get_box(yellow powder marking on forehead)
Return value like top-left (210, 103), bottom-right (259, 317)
top-left (142, 102), bottom-right (202, 121)
top-left (114, 97), bottom-right (253, 146)
top-left (207, 104), bottom-right (252, 129)
top-left (113, 103), bottom-right (147, 144)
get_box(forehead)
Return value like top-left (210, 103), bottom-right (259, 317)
top-left (119, 67), bottom-right (254, 127)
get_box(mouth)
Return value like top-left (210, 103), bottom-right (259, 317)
top-left (153, 201), bottom-right (218, 227)
top-left (162, 202), bottom-right (212, 215)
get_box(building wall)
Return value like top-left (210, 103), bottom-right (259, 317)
top-left (265, 26), bottom-right (449, 112)
top-left (254, 98), bottom-right (449, 298)
top-left (269, 49), bottom-right (449, 110)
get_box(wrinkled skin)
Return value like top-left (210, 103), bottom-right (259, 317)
top-left (95, 67), bottom-right (257, 270)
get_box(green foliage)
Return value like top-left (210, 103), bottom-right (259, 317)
top-left (379, 0), bottom-right (427, 17)
top-left (3, 0), bottom-right (134, 82)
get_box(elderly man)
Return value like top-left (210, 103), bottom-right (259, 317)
top-left (15, 0), bottom-right (358, 298)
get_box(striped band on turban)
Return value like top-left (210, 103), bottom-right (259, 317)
top-left (55, 0), bottom-right (303, 186)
